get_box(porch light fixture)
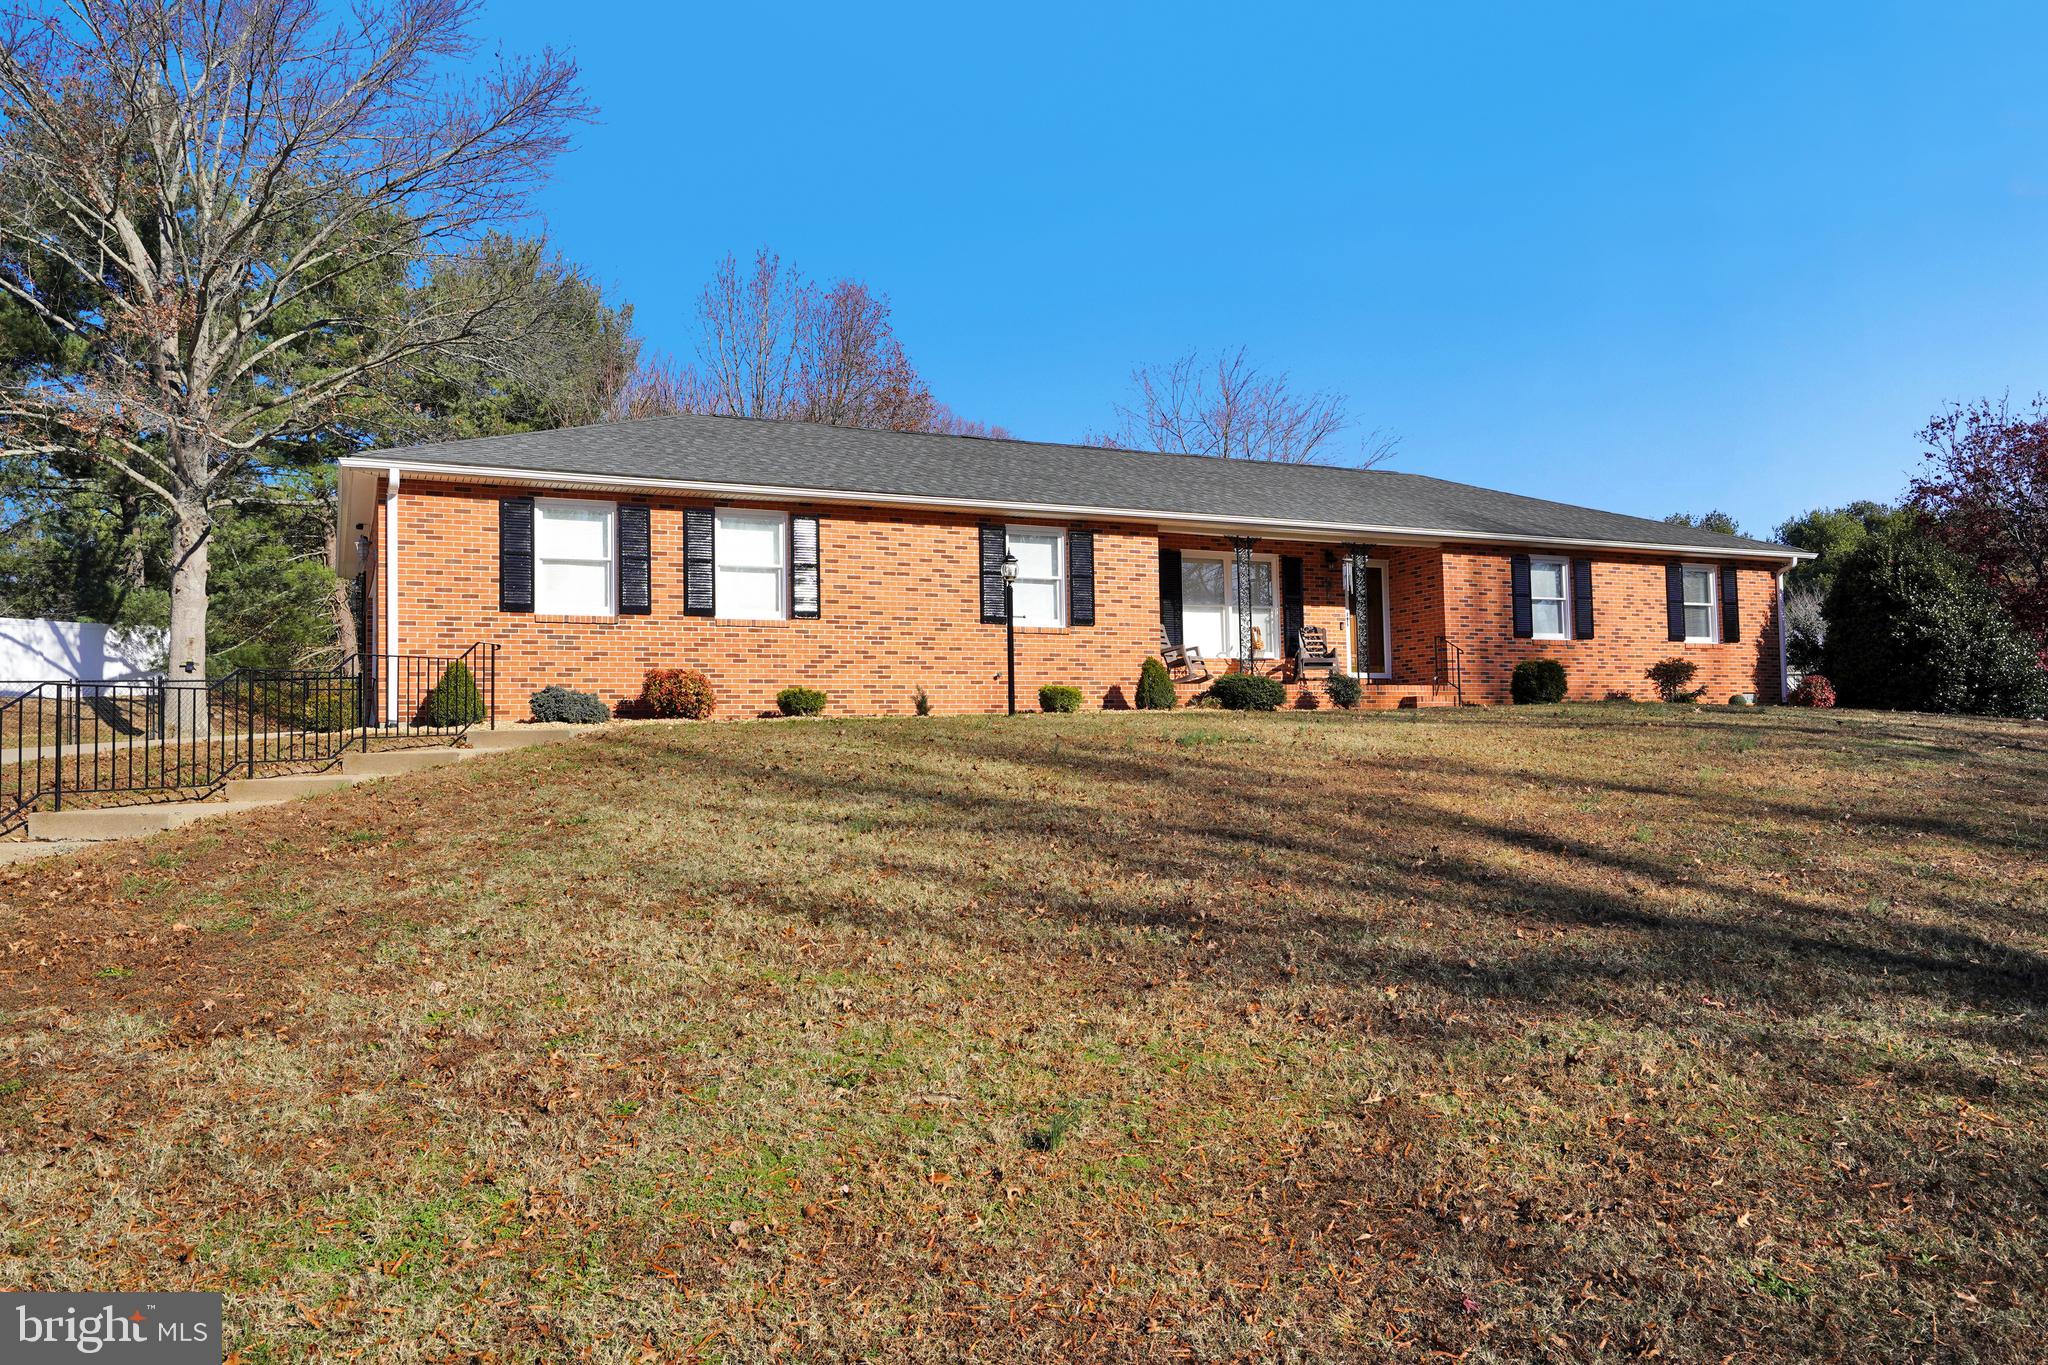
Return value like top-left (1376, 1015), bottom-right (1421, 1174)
top-left (1001, 552), bottom-right (1019, 715)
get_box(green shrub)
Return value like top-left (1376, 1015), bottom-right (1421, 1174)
top-left (530, 685), bottom-right (609, 724)
top-left (777, 686), bottom-right (828, 717)
top-left (419, 660), bottom-right (485, 727)
top-left (1325, 670), bottom-right (1362, 709)
top-left (1038, 684), bottom-right (1083, 713)
top-left (1209, 674), bottom-right (1286, 711)
top-left (1510, 658), bottom-right (1567, 704)
top-left (303, 680), bottom-right (361, 732)
top-left (1646, 657), bottom-right (1705, 703)
top-left (1822, 525), bottom-right (2048, 718)
top-left (914, 686), bottom-right (932, 716)
top-left (642, 667), bottom-right (717, 720)
top-left (1136, 656), bottom-right (1177, 710)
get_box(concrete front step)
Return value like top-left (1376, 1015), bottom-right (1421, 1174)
top-left (222, 772), bottom-right (368, 802)
top-left (29, 801), bottom-right (270, 842)
top-left (340, 747), bottom-right (474, 777)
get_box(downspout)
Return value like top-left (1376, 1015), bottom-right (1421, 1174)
top-left (1775, 565), bottom-right (1790, 702)
top-left (384, 468), bottom-right (401, 724)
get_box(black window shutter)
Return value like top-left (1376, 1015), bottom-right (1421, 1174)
top-left (1719, 564), bottom-right (1741, 642)
top-left (1159, 546), bottom-right (1183, 646)
top-left (978, 523), bottom-right (1007, 624)
top-left (1280, 555), bottom-right (1305, 657)
top-left (1068, 528), bottom-right (1095, 626)
top-left (499, 496), bottom-right (534, 613)
top-left (1572, 558), bottom-right (1595, 639)
top-left (684, 507), bottom-right (716, 617)
top-left (617, 504), bottom-right (651, 615)
top-left (791, 514), bottom-right (821, 619)
top-left (1666, 562), bottom-right (1686, 641)
top-left (1510, 553), bottom-right (1533, 638)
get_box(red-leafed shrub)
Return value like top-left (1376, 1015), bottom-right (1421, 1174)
top-left (642, 667), bottom-right (717, 720)
top-left (1788, 674), bottom-right (1836, 708)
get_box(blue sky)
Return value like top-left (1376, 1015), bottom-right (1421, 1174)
top-left (475, 1), bottom-right (2048, 539)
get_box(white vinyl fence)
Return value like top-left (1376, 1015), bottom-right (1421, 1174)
top-left (0, 617), bottom-right (163, 689)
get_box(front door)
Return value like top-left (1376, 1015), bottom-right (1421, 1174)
top-left (1350, 559), bottom-right (1390, 678)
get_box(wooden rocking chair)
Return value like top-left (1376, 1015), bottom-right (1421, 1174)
top-left (1295, 624), bottom-right (1339, 680)
top-left (1159, 627), bottom-right (1212, 683)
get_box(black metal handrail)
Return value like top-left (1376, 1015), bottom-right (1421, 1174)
top-left (0, 645), bottom-right (498, 835)
top-left (1433, 635), bottom-right (1465, 706)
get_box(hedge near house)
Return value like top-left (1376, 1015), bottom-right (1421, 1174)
top-left (1510, 659), bottom-right (1567, 704)
top-left (1136, 656), bottom-right (1177, 710)
top-left (420, 661), bottom-right (485, 727)
top-left (1823, 526), bottom-right (2048, 719)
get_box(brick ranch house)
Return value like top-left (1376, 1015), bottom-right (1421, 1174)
top-left (332, 414), bottom-right (1809, 719)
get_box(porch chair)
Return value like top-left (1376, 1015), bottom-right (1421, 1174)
top-left (1159, 627), bottom-right (1212, 683)
top-left (1295, 624), bottom-right (1339, 680)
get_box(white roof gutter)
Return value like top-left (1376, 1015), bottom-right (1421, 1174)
top-left (337, 455), bottom-right (1815, 566)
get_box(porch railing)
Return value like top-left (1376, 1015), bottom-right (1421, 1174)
top-left (1433, 635), bottom-right (1465, 706)
top-left (0, 645), bottom-right (497, 836)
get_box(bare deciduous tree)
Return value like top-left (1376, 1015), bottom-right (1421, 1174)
top-left (1099, 347), bottom-right (1395, 466)
top-left (0, 0), bottom-right (588, 688)
top-left (620, 250), bottom-right (1006, 437)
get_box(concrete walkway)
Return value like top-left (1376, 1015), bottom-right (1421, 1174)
top-left (8, 725), bottom-right (587, 858)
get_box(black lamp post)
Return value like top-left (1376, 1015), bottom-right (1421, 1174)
top-left (1001, 551), bottom-right (1019, 715)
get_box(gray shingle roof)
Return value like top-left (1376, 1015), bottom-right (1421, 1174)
top-left (356, 413), bottom-right (1800, 557)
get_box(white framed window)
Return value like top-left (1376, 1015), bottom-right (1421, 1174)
top-left (535, 498), bottom-right (615, 616)
top-left (1006, 525), bottom-right (1066, 628)
top-left (715, 508), bottom-right (788, 620)
top-left (1681, 564), bottom-right (1718, 642)
top-left (1180, 551), bottom-right (1280, 658)
top-left (1529, 556), bottom-right (1571, 640)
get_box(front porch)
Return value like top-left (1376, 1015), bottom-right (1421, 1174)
top-left (1155, 535), bottom-right (1463, 708)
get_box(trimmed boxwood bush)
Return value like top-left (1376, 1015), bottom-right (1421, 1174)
top-left (1325, 670), bottom-right (1362, 709)
top-left (1136, 656), bottom-right (1177, 710)
top-left (642, 667), bottom-right (716, 720)
top-left (1646, 657), bottom-right (1704, 703)
top-left (1209, 674), bottom-right (1286, 711)
top-left (777, 686), bottom-right (828, 716)
top-left (419, 660), bottom-right (485, 727)
top-left (1038, 684), bottom-right (1083, 713)
top-left (531, 685), bottom-right (609, 724)
top-left (1510, 658), bottom-right (1567, 704)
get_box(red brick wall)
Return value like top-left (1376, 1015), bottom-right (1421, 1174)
top-left (366, 477), bottom-right (1785, 718)
top-left (1437, 545), bottom-right (1784, 703)
top-left (373, 478), bottom-right (1167, 719)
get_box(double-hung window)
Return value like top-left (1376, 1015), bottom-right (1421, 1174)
top-left (1006, 526), bottom-right (1066, 628)
top-left (1681, 564), bottom-right (1718, 642)
top-left (534, 498), bottom-right (615, 616)
top-left (1529, 556), bottom-right (1570, 640)
top-left (715, 509), bottom-right (788, 620)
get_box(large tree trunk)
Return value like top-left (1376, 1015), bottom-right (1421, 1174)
top-left (321, 516), bottom-right (358, 665)
top-left (167, 495), bottom-right (211, 738)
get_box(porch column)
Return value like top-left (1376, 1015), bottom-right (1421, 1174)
top-left (1230, 536), bottom-right (1256, 674)
top-left (383, 467), bottom-right (400, 725)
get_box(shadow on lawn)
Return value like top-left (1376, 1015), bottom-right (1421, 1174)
top-left (601, 720), bottom-right (2048, 1031)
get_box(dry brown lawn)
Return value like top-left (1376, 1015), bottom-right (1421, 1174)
top-left (1, 704), bottom-right (2045, 1361)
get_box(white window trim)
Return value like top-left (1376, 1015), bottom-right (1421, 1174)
top-left (534, 496), bottom-right (616, 617)
top-left (715, 507), bottom-right (790, 621)
top-left (1529, 555), bottom-right (1572, 642)
top-left (1005, 524), bottom-right (1067, 629)
top-left (1681, 562), bottom-right (1719, 644)
top-left (1182, 550), bottom-right (1282, 658)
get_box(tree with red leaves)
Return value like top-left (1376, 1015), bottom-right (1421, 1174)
top-left (1911, 396), bottom-right (2048, 657)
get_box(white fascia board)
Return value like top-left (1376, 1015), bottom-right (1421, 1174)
top-left (337, 455), bottom-right (1816, 565)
